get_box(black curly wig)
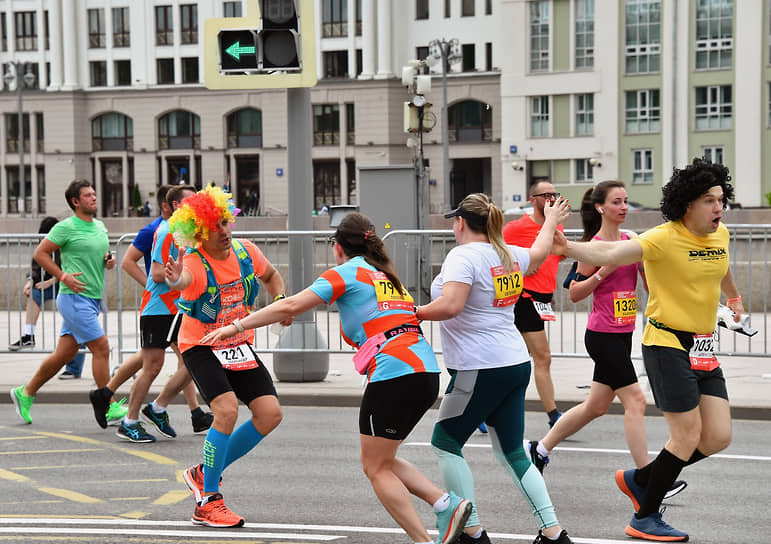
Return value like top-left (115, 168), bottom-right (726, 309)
top-left (660, 157), bottom-right (734, 221)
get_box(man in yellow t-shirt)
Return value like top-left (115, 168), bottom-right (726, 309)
top-left (552, 158), bottom-right (743, 542)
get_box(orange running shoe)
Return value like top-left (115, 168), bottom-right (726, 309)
top-left (183, 464), bottom-right (222, 503)
top-left (192, 493), bottom-right (245, 528)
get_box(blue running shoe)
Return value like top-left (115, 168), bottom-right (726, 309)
top-left (435, 492), bottom-right (472, 544)
top-left (626, 508), bottom-right (689, 542)
top-left (477, 422), bottom-right (488, 434)
top-left (141, 404), bottom-right (177, 438)
top-left (615, 468), bottom-right (645, 512)
top-left (116, 421), bottom-right (156, 443)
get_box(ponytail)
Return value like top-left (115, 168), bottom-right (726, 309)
top-left (456, 193), bottom-right (515, 273)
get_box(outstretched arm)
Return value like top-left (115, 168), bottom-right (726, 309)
top-left (553, 235), bottom-right (643, 267)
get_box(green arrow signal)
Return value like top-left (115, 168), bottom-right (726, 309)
top-left (225, 41), bottom-right (255, 61)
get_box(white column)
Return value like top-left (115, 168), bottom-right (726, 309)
top-left (672, 0), bottom-right (689, 172)
top-left (189, 154), bottom-right (197, 187)
top-left (314, 0), bottom-right (323, 81)
top-left (733, 0), bottom-right (762, 206)
top-left (374, 0), bottom-right (392, 78)
top-left (61, 0), bottom-right (80, 90)
top-left (358, 0), bottom-right (375, 79)
top-left (347, 0), bottom-right (357, 78)
top-left (47, 0), bottom-right (63, 90)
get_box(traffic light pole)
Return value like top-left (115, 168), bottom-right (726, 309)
top-left (273, 87), bottom-right (329, 382)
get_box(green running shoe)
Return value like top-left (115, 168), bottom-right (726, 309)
top-left (11, 386), bottom-right (34, 424)
top-left (106, 398), bottom-right (128, 426)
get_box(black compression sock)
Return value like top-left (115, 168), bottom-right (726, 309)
top-left (636, 448), bottom-right (687, 519)
top-left (685, 448), bottom-right (707, 466)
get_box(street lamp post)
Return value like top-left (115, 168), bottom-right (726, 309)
top-left (428, 38), bottom-right (460, 210)
top-left (4, 62), bottom-right (36, 217)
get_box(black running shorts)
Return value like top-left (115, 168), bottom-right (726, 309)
top-left (514, 292), bottom-right (553, 333)
top-left (182, 344), bottom-right (277, 406)
top-left (140, 314), bottom-right (181, 349)
top-left (642, 344), bottom-right (728, 413)
top-left (585, 329), bottom-right (638, 390)
top-left (359, 372), bottom-right (439, 440)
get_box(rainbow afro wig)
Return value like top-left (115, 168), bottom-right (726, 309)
top-left (168, 185), bottom-right (239, 248)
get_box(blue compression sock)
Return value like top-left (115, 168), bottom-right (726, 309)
top-left (202, 427), bottom-right (230, 493)
top-left (223, 419), bottom-right (264, 470)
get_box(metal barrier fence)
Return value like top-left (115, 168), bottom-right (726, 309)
top-left (2, 225), bottom-right (769, 361)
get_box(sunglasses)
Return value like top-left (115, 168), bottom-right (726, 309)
top-left (328, 234), bottom-right (337, 245)
top-left (532, 192), bottom-right (560, 199)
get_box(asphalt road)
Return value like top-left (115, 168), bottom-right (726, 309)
top-left (0, 404), bottom-right (768, 544)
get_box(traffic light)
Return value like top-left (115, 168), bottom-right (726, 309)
top-left (204, 0), bottom-right (317, 89)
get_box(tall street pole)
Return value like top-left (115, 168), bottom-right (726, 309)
top-left (12, 62), bottom-right (27, 217)
top-left (441, 43), bottom-right (450, 211)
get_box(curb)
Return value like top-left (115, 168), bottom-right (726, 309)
top-left (4, 391), bottom-right (769, 421)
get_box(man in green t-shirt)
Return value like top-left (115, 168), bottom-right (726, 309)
top-left (11, 179), bottom-right (127, 427)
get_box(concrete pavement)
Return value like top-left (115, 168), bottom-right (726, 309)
top-left (3, 343), bottom-right (770, 421)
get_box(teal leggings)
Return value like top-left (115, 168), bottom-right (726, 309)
top-left (431, 364), bottom-right (559, 530)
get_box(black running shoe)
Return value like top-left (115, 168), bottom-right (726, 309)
top-left (89, 388), bottom-right (110, 429)
top-left (459, 530), bottom-right (492, 544)
top-left (526, 440), bottom-right (549, 474)
top-left (533, 529), bottom-right (571, 544)
top-left (664, 479), bottom-right (688, 500)
top-left (9, 335), bottom-right (35, 351)
top-left (191, 409), bottom-right (214, 434)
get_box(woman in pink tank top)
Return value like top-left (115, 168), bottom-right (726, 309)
top-left (525, 181), bottom-right (687, 501)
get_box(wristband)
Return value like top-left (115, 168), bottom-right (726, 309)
top-left (60, 273), bottom-right (69, 283)
top-left (273, 293), bottom-right (286, 302)
top-left (727, 296), bottom-right (742, 304)
top-left (594, 273), bottom-right (603, 282)
top-left (232, 319), bottom-right (245, 333)
top-left (165, 275), bottom-right (183, 288)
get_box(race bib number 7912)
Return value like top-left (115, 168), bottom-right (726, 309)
top-left (491, 264), bottom-right (522, 307)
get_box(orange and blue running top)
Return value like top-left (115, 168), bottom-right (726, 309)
top-left (309, 256), bottom-right (440, 383)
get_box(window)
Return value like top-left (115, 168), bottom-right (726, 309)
top-left (227, 108), bottom-right (262, 148)
top-left (313, 104), bottom-right (340, 145)
top-left (575, 0), bottom-right (594, 68)
top-left (576, 159), bottom-right (594, 182)
top-left (313, 160), bottom-right (341, 209)
top-left (36, 166), bottom-right (46, 214)
top-left (157, 58), bottom-right (174, 84)
top-left (355, 0), bottom-right (362, 35)
top-left (625, 89), bottom-right (660, 133)
top-left (485, 42), bottom-right (493, 71)
top-left (1, 13), bottom-right (6, 51)
top-left (115, 60), bottom-right (131, 86)
top-left (462, 0), bottom-right (475, 16)
top-left (702, 145), bottom-right (724, 164)
top-left (462, 44), bottom-right (475, 71)
top-left (92, 113), bottom-right (133, 151)
top-left (14, 12), bottom-right (37, 51)
top-left (486, 0), bottom-right (492, 15)
top-left (632, 149), bottom-right (654, 184)
top-left (322, 0), bottom-right (348, 37)
top-left (44, 10), bottom-right (50, 50)
top-left (575, 94), bottom-right (594, 135)
top-left (224, 1), bottom-right (242, 17)
top-left (159, 110), bottom-right (200, 150)
top-left (416, 46), bottom-right (429, 61)
top-left (112, 7), bottom-right (130, 47)
top-left (6, 166), bottom-right (31, 214)
top-left (445, 0), bottom-right (451, 18)
top-left (180, 4), bottom-right (197, 44)
top-left (625, 0), bottom-right (660, 74)
top-left (695, 0), bottom-right (732, 70)
top-left (5, 113), bottom-right (30, 153)
top-left (531, 96), bottom-right (550, 137)
top-left (36, 112), bottom-right (44, 151)
top-left (416, 0), bottom-right (429, 20)
top-left (88, 9), bottom-right (105, 48)
top-left (89, 61), bottom-right (107, 87)
top-left (530, 1), bottom-right (550, 72)
top-left (448, 100), bottom-right (493, 142)
top-left (156, 6), bottom-right (173, 45)
top-left (181, 57), bottom-right (199, 83)
top-left (323, 51), bottom-right (348, 78)
top-left (346, 103), bottom-right (355, 144)
top-left (695, 85), bottom-right (732, 130)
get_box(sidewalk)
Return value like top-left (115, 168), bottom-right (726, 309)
top-left (3, 348), bottom-right (770, 420)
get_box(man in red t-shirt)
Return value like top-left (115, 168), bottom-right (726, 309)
top-left (503, 181), bottom-right (564, 428)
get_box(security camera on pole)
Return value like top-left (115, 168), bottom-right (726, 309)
top-left (401, 60), bottom-right (433, 230)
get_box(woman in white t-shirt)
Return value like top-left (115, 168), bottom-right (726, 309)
top-left (416, 193), bottom-right (572, 544)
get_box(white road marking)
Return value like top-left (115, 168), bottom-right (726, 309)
top-left (404, 442), bottom-right (771, 461)
top-left (0, 518), bottom-right (643, 543)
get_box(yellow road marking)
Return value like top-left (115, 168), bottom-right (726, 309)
top-left (119, 510), bottom-right (150, 519)
top-left (0, 436), bottom-right (45, 441)
top-left (0, 468), bottom-right (30, 482)
top-left (0, 449), bottom-right (102, 455)
top-left (13, 462), bottom-right (142, 471)
top-left (153, 489), bottom-right (190, 505)
top-left (0, 514), bottom-right (117, 519)
top-left (117, 449), bottom-right (177, 465)
top-left (32, 432), bottom-right (102, 445)
top-left (83, 478), bottom-right (168, 484)
top-left (36, 487), bottom-right (102, 504)
top-left (107, 497), bottom-right (150, 501)
top-left (0, 500), bottom-right (62, 505)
